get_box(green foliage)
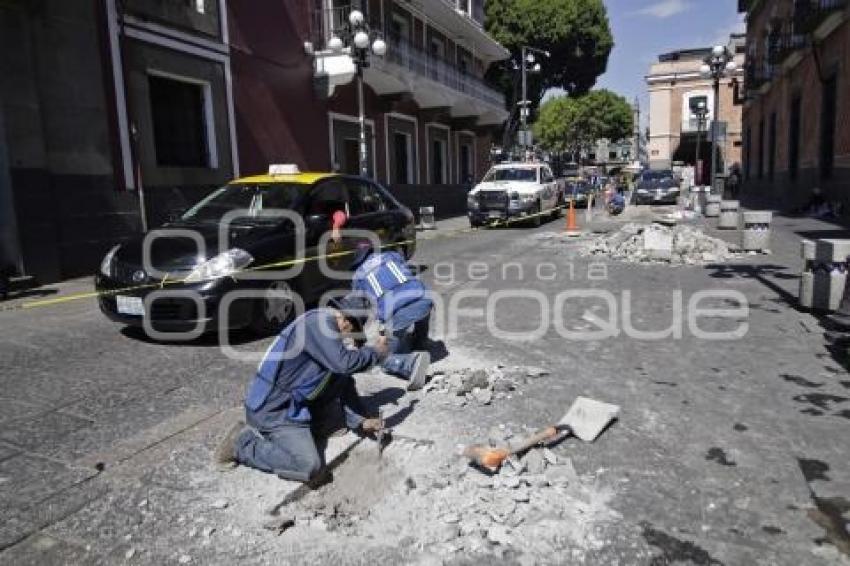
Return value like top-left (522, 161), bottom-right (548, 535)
top-left (485, 0), bottom-right (613, 107)
top-left (533, 89), bottom-right (634, 155)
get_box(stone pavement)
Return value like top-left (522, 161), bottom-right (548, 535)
top-left (0, 208), bottom-right (849, 564)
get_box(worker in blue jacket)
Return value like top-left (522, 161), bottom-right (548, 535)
top-left (213, 300), bottom-right (387, 481)
top-left (348, 245), bottom-right (432, 390)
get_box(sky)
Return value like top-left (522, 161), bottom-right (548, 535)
top-left (548, 0), bottom-right (746, 127)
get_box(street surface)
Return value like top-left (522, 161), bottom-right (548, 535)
top-left (1, 208), bottom-right (849, 565)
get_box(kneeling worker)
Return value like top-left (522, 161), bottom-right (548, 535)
top-left (350, 245), bottom-right (432, 390)
top-left (214, 301), bottom-right (387, 481)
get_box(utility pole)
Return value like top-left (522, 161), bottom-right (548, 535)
top-left (517, 45), bottom-right (549, 156)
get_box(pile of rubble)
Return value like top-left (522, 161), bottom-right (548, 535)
top-left (287, 427), bottom-right (616, 560)
top-left (582, 223), bottom-right (733, 264)
top-left (423, 365), bottom-right (550, 406)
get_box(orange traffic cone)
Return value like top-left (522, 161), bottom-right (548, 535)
top-left (564, 200), bottom-right (581, 236)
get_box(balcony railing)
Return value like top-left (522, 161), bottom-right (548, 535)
top-left (767, 24), bottom-right (808, 64)
top-left (309, 6), bottom-right (506, 109)
top-left (793, 0), bottom-right (848, 34)
top-left (745, 60), bottom-right (776, 91)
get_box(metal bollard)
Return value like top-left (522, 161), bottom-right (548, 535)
top-left (809, 239), bottom-right (850, 311)
top-left (717, 200), bottom-right (740, 229)
top-left (419, 206), bottom-right (436, 230)
top-left (740, 211), bottom-right (772, 251)
top-left (705, 194), bottom-right (722, 217)
top-left (799, 239), bottom-right (815, 308)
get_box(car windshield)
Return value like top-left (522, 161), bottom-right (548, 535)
top-left (483, 168), bottom-right (538, 182)
top-left (642, 171), bottom-right (673, 181)
top-left (181, 183), bottom-right (303, 224)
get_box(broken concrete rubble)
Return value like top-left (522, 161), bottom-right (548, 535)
top-left (581, 223), bottom-right (734, 265)
top-left (425, 365), bottom-right (547, 403)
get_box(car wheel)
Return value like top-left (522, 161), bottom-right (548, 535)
top-left (250, 279), bottom-right (298, 335)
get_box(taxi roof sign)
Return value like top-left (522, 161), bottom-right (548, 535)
top-left (268, 164), bottom-right (300, 176)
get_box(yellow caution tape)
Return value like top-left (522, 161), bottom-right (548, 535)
top-left (0, 205), bottom-right (567, 314)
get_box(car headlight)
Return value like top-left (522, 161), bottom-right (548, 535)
top-left (100, 244), bottom-right (120, 277)
top-left (520, 195), bottom-right (536, 202)
top-left (637, 188), bottom-right (648, 194)
top-left (184, 248), bottom-right (253, 283)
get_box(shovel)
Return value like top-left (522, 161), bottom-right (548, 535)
top-left (463, 396), bottom-right (620, 472)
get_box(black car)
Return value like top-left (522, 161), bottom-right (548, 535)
top-left (634, 170), bottom-right (680, 205)
top-left (95, 170), bottom-right (416, 336)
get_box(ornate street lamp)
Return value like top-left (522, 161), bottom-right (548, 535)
top-left (700, 45), bottom-right (737, 194)
top-left (328, 9), bottom-right (387, 177)
top-left (692, 99), bottom-right (709, 186)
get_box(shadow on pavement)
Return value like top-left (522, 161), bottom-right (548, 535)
top-left (704, 263), bottom-right (800, 307)
top-left (120, 326), bottom-right (261, 347)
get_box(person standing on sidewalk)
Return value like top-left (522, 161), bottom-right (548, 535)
top-left (214, 301), bottom-right (387, 482)
top-left (348, 244), bottom-right (432, 391)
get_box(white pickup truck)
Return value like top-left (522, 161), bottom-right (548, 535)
top-left (466, 162), bottom-right (562, 227)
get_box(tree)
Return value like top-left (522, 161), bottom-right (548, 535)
top-left (484, 0), bottom-right (613, 147)
top-left (533, 90), bottom-right (634, 160)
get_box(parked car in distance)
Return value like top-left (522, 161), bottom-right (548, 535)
top-left (566, 181), bottom-right (594, 206)
top-left (95, 165), bottom-right (416, 336)
top-left (634, 169), bottom-right (681, 205)
top-left (466, 162), bottom-right (561, 227)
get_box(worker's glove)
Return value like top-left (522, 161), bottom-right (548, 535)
top-left (361, 418), bottom-right (384, 435)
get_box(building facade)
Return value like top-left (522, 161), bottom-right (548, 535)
top-left (645, 35), bottom-right (746, 179)
top-left (0, 0), bottom-right (508, 284)
top-left (738, 0), bottom-right (850, 209)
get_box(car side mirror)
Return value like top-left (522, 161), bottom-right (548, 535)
top-left (166, 207), bottom-right (186, 222)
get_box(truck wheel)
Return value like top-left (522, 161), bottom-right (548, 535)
top-left (531, 202), bottom-right (542, 227)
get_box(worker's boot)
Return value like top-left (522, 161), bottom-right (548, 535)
top-left (383, 351), bottom-right (431, 391)
top-left (213, 420), bottom-right (245, 470)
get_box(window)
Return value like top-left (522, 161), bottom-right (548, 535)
top-left (341, 139), bottom-right (360, 176)
top-left (346, 180), bottom-right (385, 216)
top-left (392, 132), bottom-right (413, 184)
top-left (483, 168), bottom-right (537, 182)
top-left (149, 75), bottom-right (210, 167)
top-left (431, 138), bottom-right (448, 184)
top-left (789, 95), bottom-right (801, 181)
top-left (768, 111), bottom-right (777, 182)
top-left (459, 142), bottom-right (473, 184)
top-left (542, 168), bottom-right (554, 183)
top-left (821, 74), bottom-right (837, 180)
top-left (609, 151), bottom-right (618, 160)
top-left (744, 126), bottom-right (751, 181)
top-left (390, 13), bottom-right (410, 43)
top-left (308, 180), bottom-right (348, 217)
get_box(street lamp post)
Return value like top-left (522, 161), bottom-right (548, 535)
top-left (328, 10), bottom-right (386, 177)
top-left (700, 45), bottom-right (737, 195)
top-left (693, 100), bottom-right (708, 186)
top-left (517, 46), bottom-right (549, 156)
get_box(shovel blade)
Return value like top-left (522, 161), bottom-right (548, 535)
top-left (559, 396), bottom-right (620, 442)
